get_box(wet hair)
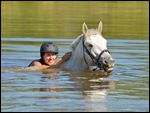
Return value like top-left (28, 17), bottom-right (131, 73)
top-left (40, 52), bottom-right (45, 59)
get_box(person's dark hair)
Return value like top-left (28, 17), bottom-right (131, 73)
top-left (40, 42), bottom-right (59, 58)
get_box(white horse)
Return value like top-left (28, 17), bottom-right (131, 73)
top-left (62, 21), bottom-right (115, 72)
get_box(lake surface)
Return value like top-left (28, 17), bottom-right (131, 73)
top-left (1, 38), bottom-right (149, 112)
top-left (1, 1), bottom-right (149, 39)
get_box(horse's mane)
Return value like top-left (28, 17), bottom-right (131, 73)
top-left (71, 34), bottom-right (84, 51)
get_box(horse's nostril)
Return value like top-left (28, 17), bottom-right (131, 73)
top-left (104, 60), bottom-right (108, 64)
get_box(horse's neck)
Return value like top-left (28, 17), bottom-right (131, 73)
top-left (63, 39), bottom-right (89, 71)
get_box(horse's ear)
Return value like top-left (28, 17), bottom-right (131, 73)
top-left (98, 21), bottom-right (103, 33)
top-left (82, 22), bottom-right (88, 34)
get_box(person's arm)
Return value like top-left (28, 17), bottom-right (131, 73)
top-left (55, 52), bottom-right (72, 66)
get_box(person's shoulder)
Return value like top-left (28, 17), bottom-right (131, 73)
top-left (28, 59), bottom-right (42, 67)
top-left (32, 60), bottom-right (42, 66)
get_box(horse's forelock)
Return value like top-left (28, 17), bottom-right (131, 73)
top-left (85, 29), bottom-right (100, 37)
top-left (70, 29), bottom-right (103, 51)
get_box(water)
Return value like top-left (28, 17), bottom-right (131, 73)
top-left (1, 1), bottom-right (149, 39)
top-left (1, 38), bottom-right (149, 112)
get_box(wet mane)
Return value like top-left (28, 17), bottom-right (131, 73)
top-left (71, 34), bottom-right (83, 50)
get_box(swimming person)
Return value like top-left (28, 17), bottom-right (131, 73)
top-left (28, 41), bottom-right (71, 69)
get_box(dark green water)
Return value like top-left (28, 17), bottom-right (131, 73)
top-left (1, 1), bottom-right (149, 39)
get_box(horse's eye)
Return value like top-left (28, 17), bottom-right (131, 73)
top-left (88, 44), bottom-right (93, 48)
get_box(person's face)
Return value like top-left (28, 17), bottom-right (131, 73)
top-left (43, 52), bottom-right (57, 65)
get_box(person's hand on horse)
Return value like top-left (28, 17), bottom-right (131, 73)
top-left (62, 52), bottom-right (72, 61)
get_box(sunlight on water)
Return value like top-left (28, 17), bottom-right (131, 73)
top-left (1, 38), bottom-right (149, 112)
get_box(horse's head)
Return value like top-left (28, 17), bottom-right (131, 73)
top-left (82, 21), bottom-right (115, 73)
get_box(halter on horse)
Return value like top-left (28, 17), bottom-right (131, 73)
top-left (62, 21), bottom-right (115, 72)
top-left (82, 36), bottom-right (111, 72)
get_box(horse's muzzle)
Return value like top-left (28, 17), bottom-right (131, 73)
top-left (98, 58), bottom-right (115, 73)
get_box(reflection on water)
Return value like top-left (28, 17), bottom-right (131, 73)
top-left (1, 38), bottom-right (149, 112)
top-left (1, 1), bottom-right (149, 39)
